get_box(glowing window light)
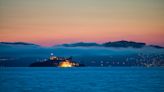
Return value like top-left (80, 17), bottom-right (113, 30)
top-left (59, 61), bottom-right (73, 67)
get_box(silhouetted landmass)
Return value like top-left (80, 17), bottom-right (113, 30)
top-left (103, 40), bottom-right (146, 48)
top-left (30, 56), bottom-right (85, 67)
top-left (0, 42), bottom-right (40, 49)
top-left (0, 41), bottom-right (163, 49)
top-left (60, 42), bottom-right (100, 47)
top-left (58, 40), bottom-right (163, 49)
top-left (0, 42), bottom-right (39, 46)
top-left (30, 61), bottom-right (85, 67)
top-left (149, 45), bottom-right (164, 49)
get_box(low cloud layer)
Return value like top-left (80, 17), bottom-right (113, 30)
top-left (0, 45), bottom-right (164, 58)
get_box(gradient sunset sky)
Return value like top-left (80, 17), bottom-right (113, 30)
top-left (0, 0), bottom-right (164, 46)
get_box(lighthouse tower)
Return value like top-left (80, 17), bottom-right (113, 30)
top-left (50, 53), bottom-right (57, 60)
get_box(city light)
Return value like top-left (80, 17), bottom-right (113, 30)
top-left (59, 61), bottom-right (73, 67)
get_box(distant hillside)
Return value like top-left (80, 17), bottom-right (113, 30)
top-left (0, 41), bottom-right (163, 49)
top-left (0, 42), bottom-right (39, 46)
top-left (56, 40), bottom-right (163, 49)
top-left (103, 41), bottom-right (146, 48)
top-left (149, 45), bottom-right (164, 49)
top-left (57, 42), bottom-right (100, 47)
top-left (0, 42), bottom-right (40, 47)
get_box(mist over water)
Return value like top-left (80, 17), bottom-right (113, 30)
top-left (0, 44), bottom-right (164, 67)
top-left (1, 45), bottom-right (164, 57)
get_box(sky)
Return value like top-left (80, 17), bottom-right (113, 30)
top-left (0, 0), bottom-right (164, 46)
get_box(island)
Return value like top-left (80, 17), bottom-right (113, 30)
top-left (30, 53), bottom-right (85, 67)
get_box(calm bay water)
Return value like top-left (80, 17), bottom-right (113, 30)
top-left (0, 67), bottom-right (164, 92)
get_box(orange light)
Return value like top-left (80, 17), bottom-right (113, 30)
top-left (59, 61), bottom-right (72, 67)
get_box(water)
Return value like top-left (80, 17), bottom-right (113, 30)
top-left (0, 67), bottom-right (164, 92)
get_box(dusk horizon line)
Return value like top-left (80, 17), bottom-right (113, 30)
top-left (1, 40), bottom-right (163, 47)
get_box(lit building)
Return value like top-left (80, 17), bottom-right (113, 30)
top-left (30, 53), bottom-right (84, 67)
top-left (59, 60), bottom-right (73, 67)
